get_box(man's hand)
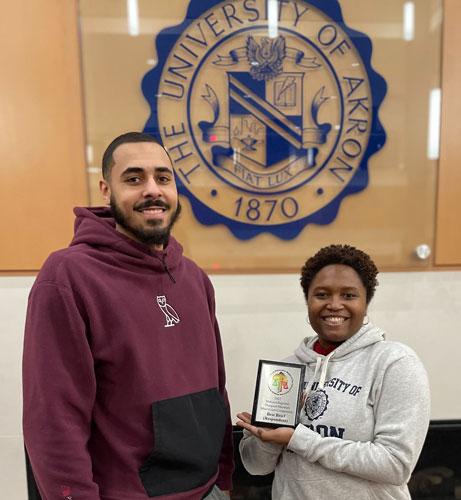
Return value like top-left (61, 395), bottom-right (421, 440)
top-left (236, 412), bottom-right (294, 445)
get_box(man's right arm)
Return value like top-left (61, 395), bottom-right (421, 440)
top-left (23, 281), bottom-right (100, 499)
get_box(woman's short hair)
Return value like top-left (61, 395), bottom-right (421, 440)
top-left (300, 244), bottom-right (379, 304)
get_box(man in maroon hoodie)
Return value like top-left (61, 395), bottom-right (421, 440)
top-left (23, 132), bottom-right (234, 500)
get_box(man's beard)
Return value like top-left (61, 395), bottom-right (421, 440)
top-left (110, 196), bottom-right (182, 248)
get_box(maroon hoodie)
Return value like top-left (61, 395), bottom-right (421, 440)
top-left (23, 207), bottom-right (234, 500)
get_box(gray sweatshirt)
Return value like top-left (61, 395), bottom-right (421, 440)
top-left (239, 324), bottom-right (430, 500)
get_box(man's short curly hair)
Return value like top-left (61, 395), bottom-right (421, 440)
top-left (101, 132), bottom-right (172, 181)
top-left (300, 244), bottom-right (379, 304)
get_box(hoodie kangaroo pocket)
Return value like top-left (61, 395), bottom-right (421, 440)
top-left (139, 388), bottom-right (227, 497)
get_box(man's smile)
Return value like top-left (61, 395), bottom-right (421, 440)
top-left (134, 200), bottom-right (170, 220)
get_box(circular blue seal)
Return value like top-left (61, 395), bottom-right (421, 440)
top-left (142, 0), bottom-right (386, 240)
top-left (305, 389), bottom-right (330, 420)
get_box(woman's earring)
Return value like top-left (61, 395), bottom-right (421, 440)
top-left (306, 315), bottom-right (311, 325)
top-left (363, 315), bottom-right (369, 325)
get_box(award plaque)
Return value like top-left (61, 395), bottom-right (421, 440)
top-left (251, 360), bottom-right (306, 428)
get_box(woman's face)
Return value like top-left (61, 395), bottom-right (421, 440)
top-left (307, 264), bottom-right (368, 349)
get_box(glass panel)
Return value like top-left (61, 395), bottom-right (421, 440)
top-left (79, 0), bottom-right (442, 272)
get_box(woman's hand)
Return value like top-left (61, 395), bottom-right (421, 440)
top-left (236, 412), bottom-right (294, 445)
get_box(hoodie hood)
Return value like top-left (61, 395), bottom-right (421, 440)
top-left (293, 324), bottom-right (385, 396)
top-left (70, 206), bottom-right (183, 271)
top-left (294, 323), bottom-right (385, 364)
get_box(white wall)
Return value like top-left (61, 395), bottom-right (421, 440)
top-left (2, 271), bottom-right (460, 499)
top-left (0, 276), bottom-right (34, 500)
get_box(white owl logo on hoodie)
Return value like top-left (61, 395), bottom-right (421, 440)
top-left (156, 295), bottom-right (180, 328)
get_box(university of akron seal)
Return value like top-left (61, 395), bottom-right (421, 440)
top-left (305, 389), bottom-right (329, 420)
top-left (142, 0), bottom-right (386, 240)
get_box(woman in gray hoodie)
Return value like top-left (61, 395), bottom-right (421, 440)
top-left (237, 244), bottom-right (430, 500)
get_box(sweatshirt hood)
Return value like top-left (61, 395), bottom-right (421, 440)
top-left (70, 206), bottom-right (183, 270)
top-left (295, 323), bottom-right (385, 364)
top-left (294, 324), bottom-right (385, 396)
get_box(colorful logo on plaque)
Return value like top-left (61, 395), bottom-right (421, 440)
top-left (142, 0), bottom-right (386, 239)
top-left (269, 369), bottom-right (293, 395)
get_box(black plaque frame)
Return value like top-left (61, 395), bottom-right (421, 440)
top-left (251, 359), bottom-right (306, 429)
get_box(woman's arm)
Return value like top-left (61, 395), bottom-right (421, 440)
top-left (287, 355), bottom-right (430, 485)
top-left (237, 412), bottom-right (286, 475)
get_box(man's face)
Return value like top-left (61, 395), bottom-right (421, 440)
top-left (100, 141), bottom-right (180, 250)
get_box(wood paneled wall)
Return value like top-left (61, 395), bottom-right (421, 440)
top-left (0, 0), bottom-right (88, 271)
top-left (0, 0), bottom-right (460, 272)
top-left (435, 0), bottom-right (461, 265)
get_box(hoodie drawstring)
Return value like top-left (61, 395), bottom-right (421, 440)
top-left (159, 254), bottom-right (176, 283)
top-left (318, 350), bottom-right (335, 389)
top-left (306, 350), bottom-right (336, 396)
